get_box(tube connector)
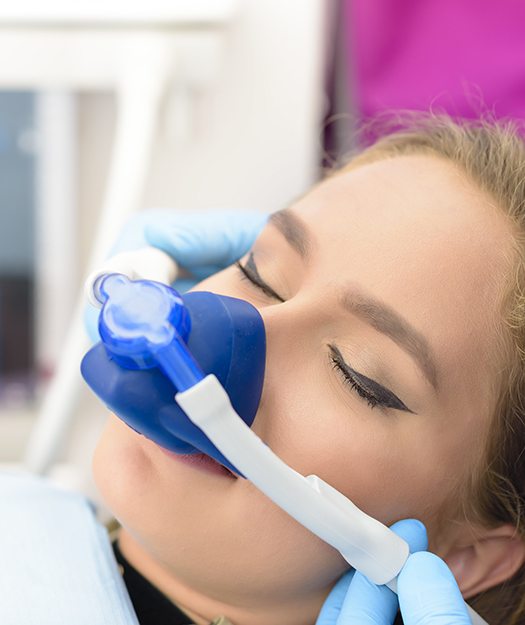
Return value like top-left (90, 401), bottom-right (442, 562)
top-left (85, 246), bottom-right (178, 308)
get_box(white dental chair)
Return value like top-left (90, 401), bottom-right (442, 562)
top-left (0, 471), bottom-right (139, 625)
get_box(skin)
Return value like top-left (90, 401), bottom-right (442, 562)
top-left (93, 155), bottom-right (518, 625)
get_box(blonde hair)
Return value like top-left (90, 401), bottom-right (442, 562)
top-left (338, 114), bottom-right (525, 625)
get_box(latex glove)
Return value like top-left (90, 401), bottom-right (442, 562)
top-left (396, 552), bottom-right (472, 624)
top-left (316, 519), bottom-right (471, 624)
top-left (84, 209), bottom-right (268, 342)
top-left (315, 519), bottom-right (428, 624)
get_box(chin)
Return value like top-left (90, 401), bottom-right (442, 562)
top-left (92, 415), bottom-right (163, 520)
top-left (91, 415), bottom-right (350, 605)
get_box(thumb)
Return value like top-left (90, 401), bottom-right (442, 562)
top-left (335, 519), bottom-right (428, 624)
top-left (145, 211), bottom-right (268, 268)
top-left (314, 571), bottom-right (355, 625)
top-left (398, 552), bottom-right (472, 624)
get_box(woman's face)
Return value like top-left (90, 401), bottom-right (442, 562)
top-left (93, 155), bottom-right (514, 624)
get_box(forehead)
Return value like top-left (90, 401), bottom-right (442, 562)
top-left (300, 155), bottom-right (504, 249)
top-left (290, 155), bottom-right (514, 410)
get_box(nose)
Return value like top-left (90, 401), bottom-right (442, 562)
top-left (250, 295), bottom-right (321, 438)
top-left (257, 290), bottom-right (323, 364)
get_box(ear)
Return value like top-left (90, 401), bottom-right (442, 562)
top-left (443, 524), bottom-right (525, 598)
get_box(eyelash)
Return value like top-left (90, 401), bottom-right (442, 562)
top-left (235, 259), bottom-right (284, 301)
top-left (329, 349), bottom-right (380, 409)
top-left (235, 258), bottom-right (382, 410)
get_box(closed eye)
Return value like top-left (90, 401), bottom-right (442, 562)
top-left (235, 255), bottom-right (415, 414)
top-left (235, 253), bottom-right (285, 302)
top-left (328, 344), bottom-right (415, 413)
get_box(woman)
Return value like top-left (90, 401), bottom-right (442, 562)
top-left (92, 116), bottom-right (525, 624)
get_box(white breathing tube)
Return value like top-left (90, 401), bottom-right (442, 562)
top-left (86, 247), bottom-right (489, 625)
top-left (176, 376), bottom-right (488, 625)
top-left (176, 375), bottom-right (409, 584)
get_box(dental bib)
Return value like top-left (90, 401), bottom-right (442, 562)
top-left (0, 472), bottom-right (139, 625)
top-left (81, 268), bottom-right (488, 625)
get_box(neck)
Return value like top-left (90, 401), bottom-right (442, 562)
top-left (118, 528), bottom-right (327, 625)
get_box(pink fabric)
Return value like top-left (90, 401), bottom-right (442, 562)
top-left (345, 0), bottom-right (525, 121)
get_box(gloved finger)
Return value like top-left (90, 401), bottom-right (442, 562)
top-left (144, 211), bottom-right (268, 268)
top-left (83, 210), bottom-right (265, 343)
top-left (107, 209), bottom-right (228, 255)
top-left (336, 519), bottom-right (428, 625)
top-left (83, 213), bottom-right (160, 343)
top-left (391, 518), bottom-right (428, 553)
top-left (314, 570), bottom-right (355, 625)
top-left (398, 552), bottom-right (471, 624)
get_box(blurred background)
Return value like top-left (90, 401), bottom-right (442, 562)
top-left (0, 0), bottom-right (523, 507)
top-left (0, 0), bottom-right (330, 503)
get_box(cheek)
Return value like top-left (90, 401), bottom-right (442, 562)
top-left (255, 363), bottom-right (457, 530)
top-left (192, 268), bottom-right (461, 536)
top-left (93, 416), bottom-right (348, 600)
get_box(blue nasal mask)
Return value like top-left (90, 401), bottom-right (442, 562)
top-left (79, 251), bottom-right (488, 625)
top-left (81, 265), bottom-right (409, 585)
top-left (81, 274), bottom-right (265, 476)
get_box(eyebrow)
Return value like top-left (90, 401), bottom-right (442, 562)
top-left (341, 288), bottom-right (439, 393)
top-left (268, 208), bottom-right (440, 393)
top-left (269, 209), bottom-right (312, 260)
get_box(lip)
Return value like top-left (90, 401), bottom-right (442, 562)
top-left (160, 448), bottom-right (238, 479)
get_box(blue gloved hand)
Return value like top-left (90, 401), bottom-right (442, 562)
top-left (84, 209), bottom-right (268, 342)
top-left (316, 519), bottom-right (470, 624)
top-left (396, 552), bottom-right (472, 624)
